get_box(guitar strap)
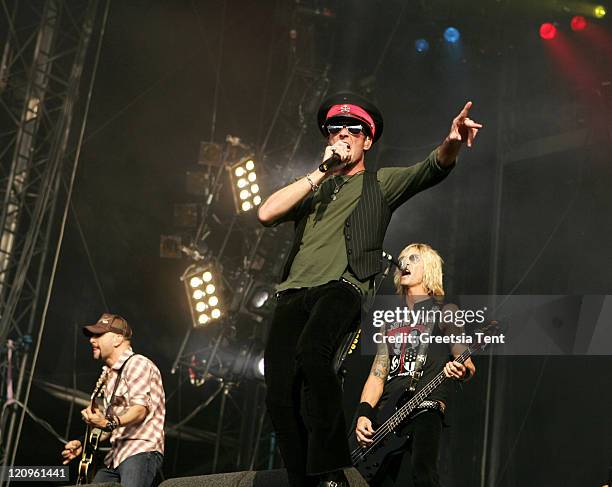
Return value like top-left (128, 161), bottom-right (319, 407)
top-left (104, 353), bottom-right (138, 418)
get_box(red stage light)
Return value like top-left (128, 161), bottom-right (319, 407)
top-left (570, 16), bottom-right (587, 31)
top-left (540, 22), bottom-right (557, 40)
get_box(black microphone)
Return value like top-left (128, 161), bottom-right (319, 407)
top-left (382, 251), bottom-right (403, 271)
top-left (318, 152), bottom-right (342, 172)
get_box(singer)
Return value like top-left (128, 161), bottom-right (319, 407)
top-left (257, 92), bottom-right (482, 487)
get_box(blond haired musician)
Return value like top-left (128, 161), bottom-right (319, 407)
top-left (355, 244), bottom-right (476, 486)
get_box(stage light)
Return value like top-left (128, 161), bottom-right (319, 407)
top-left (251, 289), bottom-right (271, 309)
top-left (255, 356), bottom-right (265, 380)
top-left (594, 5), bottom-right (606, 18)
top-left (229, 156), bottom-right (262, 214)
top-left (415, 38), bottom-right (429, 53)
top-left (187, 344), bottom-right (266, 382)
top-left (443, 27), bottom-right (460, 43)
top-left (539, 22), bottom-right (557, 40)
top-left (240, 281), bottom-right (277, 322)
top-left (183, 265), bottom-right (223, 327)
top-left (571, 15), bottom-right (587, 31)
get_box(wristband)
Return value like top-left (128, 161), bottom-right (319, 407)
top-left (103, 419), bottom-right (118, 432)
top-left (356, 402), bottom-right (375, 421)
top-left (305, 174), bottom-right (319, 192)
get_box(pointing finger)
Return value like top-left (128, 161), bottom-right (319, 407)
top-left (458, 101), bottom-right (472, 119)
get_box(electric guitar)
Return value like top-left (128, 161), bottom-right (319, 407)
top-left (76, 372), bottom-right (107, 485)
top-left (350, 323), bottom-right (497, 483)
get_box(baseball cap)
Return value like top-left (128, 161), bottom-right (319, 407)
top-left (83, 313), bottom-right (133, 339)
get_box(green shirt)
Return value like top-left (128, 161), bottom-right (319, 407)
top-left (276, 150), bottom-right (453, 294)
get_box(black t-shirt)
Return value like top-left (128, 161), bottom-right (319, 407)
top-left (381, 297), bottom-right (460, 409)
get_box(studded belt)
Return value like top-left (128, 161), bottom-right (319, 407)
top-left (340, 277), bottom-right (362, 296)
top-left (417, 400), bottom-right (445, 414)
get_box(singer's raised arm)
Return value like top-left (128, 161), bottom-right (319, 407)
top-left (257, 168), bottom-right (326, 227)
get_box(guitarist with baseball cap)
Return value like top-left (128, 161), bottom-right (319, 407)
top-left (61, 314), bottom-right (165, 487)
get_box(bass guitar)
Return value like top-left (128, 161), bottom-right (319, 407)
top-left (351, 323), bottom-right (496, 483)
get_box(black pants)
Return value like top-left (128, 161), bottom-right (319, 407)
top-left (376, 410), bottom-right (443, 487)
top-left (264, 281), bottom-right (361, 487)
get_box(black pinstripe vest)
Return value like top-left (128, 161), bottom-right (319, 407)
top-left (280, 171), bottom-right (392, 283)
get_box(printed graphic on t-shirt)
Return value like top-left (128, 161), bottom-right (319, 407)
top-left (386, 302), bottom-right (441, 380)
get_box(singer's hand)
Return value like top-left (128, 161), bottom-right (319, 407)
top-left (323, 141), bottom-right (351, 166)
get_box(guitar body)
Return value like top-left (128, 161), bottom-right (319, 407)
top-left (351, 388), bottom-right (427, 483)
top-left (76, 373), bottom-right (107, 485)
top-left (76, 426), bottom-right (102, 484)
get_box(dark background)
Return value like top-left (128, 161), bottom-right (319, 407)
top-left (10, 0), bottom-right (612, 485)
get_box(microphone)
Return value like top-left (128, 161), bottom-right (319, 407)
top-left (382, 251), bottom-right (404, 271)
top-left (318, 152), bottom-right (342, 172)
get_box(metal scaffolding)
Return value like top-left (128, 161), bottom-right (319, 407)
top-left (0, 0), bottom-right (106, 471)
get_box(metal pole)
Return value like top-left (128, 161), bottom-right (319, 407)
top-left (212, 383), bottom-right (230, 473)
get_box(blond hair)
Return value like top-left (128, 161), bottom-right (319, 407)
top-left (393, 243), bottom-right (444, 297)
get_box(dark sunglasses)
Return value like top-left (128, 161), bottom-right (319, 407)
top-left (325, 124), bottom-right (366, 136)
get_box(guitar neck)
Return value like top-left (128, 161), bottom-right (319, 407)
top-left (395, 345), bottom-right (473, 423)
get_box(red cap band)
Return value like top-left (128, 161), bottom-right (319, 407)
top-left (325, 104), bottom-right (375, 138)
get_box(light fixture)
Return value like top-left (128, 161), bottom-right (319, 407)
top-left (539, 22), bottom-right (557, 40)
top-left (443, 27), bottom-right (460, 44)
top-left (415, 38), bottom-right (429, 53)
top-left (239, 280), bottom-right (277, 322)
top-left (570, 15), bottom-right (587, 31)
top-left (228, 156), bottom-right (262, 214)
top-left (182, 265), bottom-right (223, 327)
top-left (187, 344), bottom-right (266, 382)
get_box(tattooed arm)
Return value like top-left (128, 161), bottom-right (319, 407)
top-left (359, 344), bottom-right (390, 408)
top-left (355, 341), bottom-right (389, 445)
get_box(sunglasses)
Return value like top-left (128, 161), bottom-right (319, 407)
top-left (325, 124), bottom-right (366, 136)
top-left (399, 254), bottom-right (421, 270)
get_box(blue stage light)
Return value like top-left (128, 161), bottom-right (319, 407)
top-left (415, 38), bottom-right (429, 53)
top-left (443, 27), bottom-right (460, 43)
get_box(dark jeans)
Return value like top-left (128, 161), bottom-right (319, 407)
top-left (376, 410), bottom-right (443, 487)
top-left (93, 451), bottom-right (163, 487)
top-left (264, 281), bottom-right (361, 487)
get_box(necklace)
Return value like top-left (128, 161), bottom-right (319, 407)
top-left (331, 170), bottom-right (364, 200)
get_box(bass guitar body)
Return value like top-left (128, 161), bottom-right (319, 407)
top-left (351, 389), bottom-right (428, 484)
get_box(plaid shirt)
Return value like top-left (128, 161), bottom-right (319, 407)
top-left (95, 348), bottom-right (165, 468)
